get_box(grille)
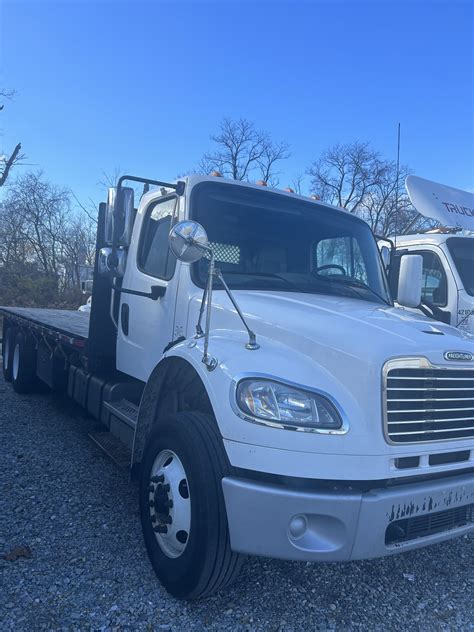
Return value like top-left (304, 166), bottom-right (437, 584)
top-left (386, 503), bottom-right (474, 545)
top-left (385, 364), bottom-right (474, 443)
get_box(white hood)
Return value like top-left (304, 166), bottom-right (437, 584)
top-left (191, 290), bottom-right (474, 371)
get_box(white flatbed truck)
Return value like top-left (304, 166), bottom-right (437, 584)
top-left (2, 174), bottom-right (474, 599)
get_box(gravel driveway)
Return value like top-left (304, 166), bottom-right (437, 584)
top-left (1, 369), bottom-right (473, 631)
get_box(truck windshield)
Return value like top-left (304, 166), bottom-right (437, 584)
top-left (191, 182), bottom-right (391, 305)
top-left (447, 237), bottom-right (474, 296)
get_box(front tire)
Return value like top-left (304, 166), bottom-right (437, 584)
top-left (11, 331), bottom-right (38, 394)
top-left (139, 411), bottom-right (242, 599)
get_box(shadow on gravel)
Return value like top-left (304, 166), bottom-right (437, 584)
top-left (1, 373), bottom-right (473, 631)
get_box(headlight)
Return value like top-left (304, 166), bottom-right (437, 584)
top-left (235, 379), bottom-right (343, 431)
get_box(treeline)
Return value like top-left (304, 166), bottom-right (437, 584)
top-left (0, 101), bottom-right (429, 309)
top-left (0, 172), bottom-right (96, 307)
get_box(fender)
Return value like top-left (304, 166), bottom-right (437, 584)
top-left (132, 354), bottom-right (213, 469)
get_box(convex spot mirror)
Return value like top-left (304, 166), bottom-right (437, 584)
top-left (169, 220), bottom-right (209, 263)
top-left (398, 254), bottom-right (423, 308)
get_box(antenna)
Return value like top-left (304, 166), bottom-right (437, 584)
top-left (394, 123), bottom-right (401, 246)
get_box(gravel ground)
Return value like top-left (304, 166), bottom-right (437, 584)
top-left (1, 369), bottom-right (473, 631)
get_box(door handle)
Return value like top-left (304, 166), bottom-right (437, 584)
top-left (121, 303), bottom-right (130, 336)
top-left (112, 284), bottom-right (166, 300)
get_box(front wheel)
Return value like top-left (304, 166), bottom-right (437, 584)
top-left (139, 411), bottom-right (242, 599)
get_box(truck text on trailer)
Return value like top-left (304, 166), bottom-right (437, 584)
top-left (1, 174), bottom-right (474, 599)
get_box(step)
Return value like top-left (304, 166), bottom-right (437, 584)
top-left (103, 398), bottom-right (139, 428)
top-left (88, 431), bottom-right (132, 470)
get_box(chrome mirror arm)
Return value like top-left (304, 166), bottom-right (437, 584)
top-left (195, 272), bottom-right (209, 338)
top-left (202, 253), bottom-right (217, 370)
top-left (214, 269), bottom-right (260, 351)
top-left (195, 244), bottom-right (214, 339)
top-left (192, 243), bottom-right (260, 371)
top-left (192, 245), bottom-right (218, 371)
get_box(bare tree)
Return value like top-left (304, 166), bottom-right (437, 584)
top-left (200, 118), bottom-right (290, 185)
top-left (0, 89), bottom-right (25, 187)
top-left (5, 172), bottom-right (71, 277)
top-left (290, 173), bottom-right (306, 195)
top-left (61, 214), bottom-right (97, 289)
top-left (0, 172), bottom-right (97, 307)
top-left (359, 163), bottom-right (417, 236)
top-left (307, 141), bottom-right (388, 213)
top-left (307, 141), bottom-right (424, 236)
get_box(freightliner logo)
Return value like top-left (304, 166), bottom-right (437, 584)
top-left (444, 351), bottom-right (473, 362)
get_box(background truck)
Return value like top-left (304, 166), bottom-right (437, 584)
top-left (386, 177), bottom-right (474, 334)
top-left (2, 173), bottom-right (474, 599)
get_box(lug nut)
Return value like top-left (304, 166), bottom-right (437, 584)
top-left (147, 484), bottom-right (155, 492)
top-left (154, 525), bottom-right (168, 534)
top-left (164, 499), bottom-right (173, 509)
top-left (151, 514), bottom-right (157, 523)
top-left (151, 475), bottom-right (164, 484)
top-left (160, 483), bottom-right (170, 492)
top-left (162, 515), bottom-right (173, 525)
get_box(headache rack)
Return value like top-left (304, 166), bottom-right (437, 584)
top-left (383, 358), bottom-right (474, 444)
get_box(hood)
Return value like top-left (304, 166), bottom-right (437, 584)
top-left (190, 290), bottom-right (474, 371)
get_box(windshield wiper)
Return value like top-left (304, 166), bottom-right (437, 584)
top-left (316, 276), bottom-right (391, 306)
top-left (217, 271), bottom-right (305, 293)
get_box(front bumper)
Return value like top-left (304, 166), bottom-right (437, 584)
top-left (222, 472), bottom-right (474, 561)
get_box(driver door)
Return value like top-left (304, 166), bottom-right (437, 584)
top-left (116, 195), bottom-right (179, 382)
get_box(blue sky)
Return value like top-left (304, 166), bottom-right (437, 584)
top-left (1, 0), bottom-right (473, 206)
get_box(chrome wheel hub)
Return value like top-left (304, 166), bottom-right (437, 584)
top-left (149, 449), bottom-right (191, 558)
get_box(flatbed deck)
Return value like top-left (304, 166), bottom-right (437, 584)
top-left (0, 307), bottom-right (90, 341)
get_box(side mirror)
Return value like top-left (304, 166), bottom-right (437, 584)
top-left (98, 247), bottom-right (127, 277)
top-left (380, 245), bottom-right (391, 269)
top-left (105, 186), bottom-right (135, 246)
top-left (169, 220), bottom-right (209, 263)
top-left (397, 254), bottom-right (423, 308)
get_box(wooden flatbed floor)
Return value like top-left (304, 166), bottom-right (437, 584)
top-left (0, 306), bottom-right (90, 340)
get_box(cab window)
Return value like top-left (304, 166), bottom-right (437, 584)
top-left (138, 197), bottom-right (177, 280)
top-left (315, 236), bottom-right (369, 284)
top-left (419, 251), bottom-right (448, 306)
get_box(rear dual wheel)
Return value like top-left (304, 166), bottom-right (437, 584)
top-left (11, 331), bottom-right (38, 394)
top-left (139, 411), bottom-right (242, 599)
top-left (2, 326), bottom-right (16, 382)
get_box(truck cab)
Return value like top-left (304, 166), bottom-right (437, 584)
top-left (389, 233), bottom-right (474, 334)
top-left (2, 173), bottom-right (474, 600)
